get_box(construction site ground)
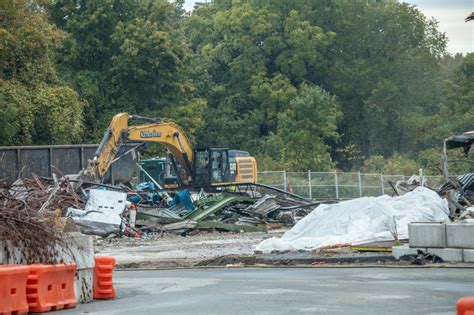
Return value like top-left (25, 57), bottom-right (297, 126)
top-left (95, 231), bottom-right (285, 268)
top-left (94, 231), bottom-right (474, 269)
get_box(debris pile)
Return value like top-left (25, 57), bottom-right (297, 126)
top-left (4, 177), bottom-right (84, 215)
top-left (1, 172), bottom-right (315, 244)
top-left (0, 177), bottom-right (80, 263)
top-left (437, 173), bottom-right (474, 220)
top-left (132, 187), bottom-right (314, 235)
top-left (394, 175), bottom-right (426, 195)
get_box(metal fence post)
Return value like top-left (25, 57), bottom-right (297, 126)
top-left (358, 171), bottom-right (362, 197)
top-left (16, 148), bottom-right (21, 179)
top-left (380, 173), bottom-right (385, 195)
top-left (49, 148), bottom-right (53, 178)
top-left (283, 170), bottom-right (287, 192)
top-left (308, 170), bottom-right (312, 200)
top-left (334, 170), bottom-right (339, 200)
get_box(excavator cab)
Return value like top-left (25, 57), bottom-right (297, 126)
top-left (192, 147), bottom-right (257, 188)
top-left (193, 148), bottom-right (230, 187)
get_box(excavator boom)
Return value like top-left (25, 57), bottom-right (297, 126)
top-left (85, 113), bottom-right (193, 182)
top-left (83, 112), bottom-right (257, 189)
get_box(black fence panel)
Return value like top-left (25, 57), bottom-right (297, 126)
top-left (0, 144), bottom-right (137, 184)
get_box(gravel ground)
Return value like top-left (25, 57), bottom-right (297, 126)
top-left (95, 231), bottom-right (285, 268)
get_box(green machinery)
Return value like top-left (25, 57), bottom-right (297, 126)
top-left (138, 157), bottom-right (178, 188)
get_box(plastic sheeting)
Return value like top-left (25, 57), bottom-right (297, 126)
top-left (256, 187), bottom-right (449, 252)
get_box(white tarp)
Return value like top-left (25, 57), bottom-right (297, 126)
top-left (256, 187), bottom-right (449, 252)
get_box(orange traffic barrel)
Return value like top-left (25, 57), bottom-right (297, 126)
top-left (27, 264), bottom-right (77, 313)
top-left (0, 265), bottom-right (30, 315)
top-left (93, 256), bottom-right (116, 299)
top-left (457, 297), bottom-right (474, 315)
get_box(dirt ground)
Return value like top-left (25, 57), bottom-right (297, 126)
top-left (95, 230), bottom-right (471, 269)
top-left (95, 230), bottom-right (285, 268)
top-left (94, 230), bottom-right (410, 269)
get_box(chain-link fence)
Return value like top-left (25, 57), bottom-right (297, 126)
top-left (257, 171), bottom-right (446, 200)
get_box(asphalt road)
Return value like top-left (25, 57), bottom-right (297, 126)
top-left (58, 267), bottom-right (474, 314)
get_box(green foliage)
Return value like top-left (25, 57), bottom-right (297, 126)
top-left (323, 0), bottom-right (447, 164)
top-left (383, 155), bottom-right (419, 176)
top-left (0, 0), bottom-right (64, 84)
top-left (438, 53), bottom-right (474, 134)
top-left (417, 147), bottom-right (472, 177)
top-left (46, 0), bottom-right (150, 141)
top-left (186, 0), bottom-right (341, 163)
top-left (444, 149), bottom-right (474, 176)
top-left (47, 0), bottom-right (145, 73)
top-left (0, 81), bottom-right (86, 145)
top-left (47, 0), bottom-right (200, 142)
top-left (0, 81), bottom-right (27, 145)
top-left (263, 85), bottom-right (341, 171)
top-left (0, 0), bottom-right (471, 175)
top-left (363, 147), bottom-right (473, 176)
top-left (361, 155), bottom-right (386, 174)
top-left (31, 86), bottom-right (86, 144)
top-left (159, 98), bottom-right (207, 145)
top-left (362, 154), bottom-right (418, 175)
top-left (0, 0), bottom-right (86, 145)
top-left (197, 104), bottom-right (261, 150)
top-left (417, 148), bottom-right (443, 175)
top-left (110, 1), bottom-right (189, 112)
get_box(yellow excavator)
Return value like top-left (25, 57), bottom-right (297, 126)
top-left (81, 113), bottom-right (257, 189)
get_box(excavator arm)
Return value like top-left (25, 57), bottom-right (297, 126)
top-left (84, 113), bottom-right (194, 183)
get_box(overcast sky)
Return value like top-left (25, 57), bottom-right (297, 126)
top-left (182, 0), bottom-right (473, 55)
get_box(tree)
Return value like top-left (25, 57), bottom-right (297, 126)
top-left (0, 81), bottom-right (26, 145)
top-left (0, 0), bottom-right (86, 145)
top-left (263, 85), bottom-right (341, 171)
top-left (31, 86), bottom-right (86, 144)
top-left (48, 0), bottom-right (203, 142)
top-left (320, 1), bottom-right (447, 167)
top-left (439, 53), bottom-right (474, 134)
top-left (187, 0), bottom-right (335, 159)
top-left (47, 0), bottom-right (150, 140)
top-left (110, 0), bottom-right (189, 112)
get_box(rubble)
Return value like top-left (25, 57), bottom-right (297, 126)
top-left (438, 173), bottom-right (474, 219)
top-left (1, 176), bottom-right (84, 215)
top-left (0, 171), bottom-right (314, 246)
top-left (394, 174), bottom-right (426, 195)
top-left (134, 192), bottom-right (313, 235)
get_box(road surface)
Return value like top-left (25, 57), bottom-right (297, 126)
top-left (59, 267), bottom-right (474, 314)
